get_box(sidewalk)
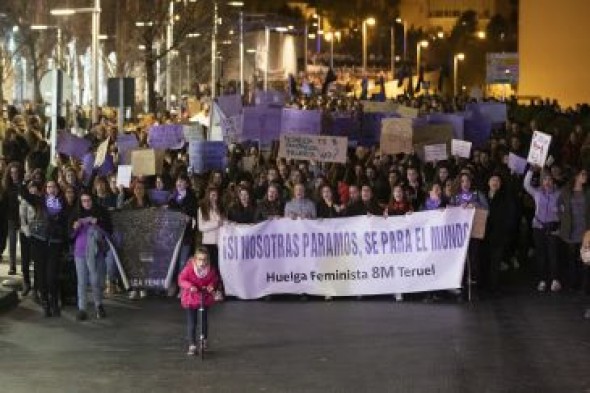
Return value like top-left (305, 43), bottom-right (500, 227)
top-left (0, 254), bottom-right (22, 312)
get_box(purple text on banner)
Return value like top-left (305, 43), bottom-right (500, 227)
top-left (148, 125), bottom-right (185, 150)
top-left (56, 132), bottom-right (92, 159)
top-left (427, 113), bottom-right (465, 140)
top-left (189, 141), bottom-right (227, 174)
top-left (242, 107), bottom-right (282, 142)
top-left (280, 108), bottom-right (322, 135)
top-left (217, 94), bottom-right (243, 117)
top-left (464, 113), bottom-right (492, 149)
top-left (255, 89), bottom-right (286, 107)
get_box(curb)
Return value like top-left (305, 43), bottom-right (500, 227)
top-left (0, 287), bottom-right (19, 313)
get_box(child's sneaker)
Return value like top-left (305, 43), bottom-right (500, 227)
top-left (187, 345), bottom-right (197, 356)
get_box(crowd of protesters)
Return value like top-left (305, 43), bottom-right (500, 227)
top-left (1, 89), bottom-right (590, 322)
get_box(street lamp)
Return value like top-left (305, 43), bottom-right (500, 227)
top-left (476, 31), bottom-right (486, 40)
top-left (325, 32), bottom-right (335, 69)
top-left (31, 25), bottom-right (63, 69)
top-left (51, 0), bottom-right (101, 124)
top-left (416, 39), bottom-right (428, 80)
top-left (396, 17), bottom-right (407, 60)
top-left (362, 17), bottom-right (376, 72)
top-left (453, 53), bottom-right (465, 96)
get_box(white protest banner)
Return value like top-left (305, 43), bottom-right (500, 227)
top-left (396, 105), bottom-right (419, 118)
top-left (451, 139), bottom-right (472, 158)
top-left (220, 114), bottom-right (243, 143)
top-left (508, 153), bottom-right (528, 175)
top-left (131, 149), bottom-right (164, 176)
top-left (380, 118), bottom-right (413, 154)
top-left (116, 165), bottom-right (132, 188)
top-left (278, 134), bottom-right (348, 163)
top-left (94, 137), bottom-right (110, 167)
top-left (219, 208), bottom-right (475, 299)
top-left (424, 144), bottom-right (448, 162)
top-left (361, 100), bottom-right (398, 114)
top-left (527, 131), bottom-right (551, 167)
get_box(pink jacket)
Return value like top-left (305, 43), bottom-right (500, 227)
top-left (178, 261), bottom-right (220, 309)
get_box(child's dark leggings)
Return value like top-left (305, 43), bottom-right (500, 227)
top-left (187, 307), bottom-right (208, 345)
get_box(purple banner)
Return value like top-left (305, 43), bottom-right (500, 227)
top-left (360, 112), bottom-right (398, 146)
top-left (111, 209), bottom-right (188, 290)
top-left (217, 94), bottom-right (243, 117)
top-left (117, 133), bottom-right (139, 165)
top-left (188, 141), bottom-right (227, 174)
top-left (242, 107), bottom-right (282, 142)
top-left (56, 132), bottom-right (91, 159)
top-left (325, 112), bottom-right (360, 138)
top-left (280, 108), bottom-right (322, 135)
top-left (148, 124), bottom-right (185, 150)
top-left (81, 151), bottom-right (116, 179)
top-left (149, 189), bottom-right (171, 207)
top-left (465, 102), bottom-right (507, 124)
top-left (427, 113), bottom-right (465, 140)
top-left (464, 113), bottom-right (492, 149)
top-left (255, 89), bottom-right (286, 107)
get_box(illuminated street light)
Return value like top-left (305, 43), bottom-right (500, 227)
top-left (477, 31), bottom-right (486, 39)
top-left (362, 17), bottom-right (376, 72)
top-left (51, 0), bottom-right (100, 123)
top-left (453, 53), bottom-right (465, 96)
top-left (437, 31), bottom-right (444, 39)
top-left (396, 17), bottom-right (408, 60)
top-left (31, 25), bottom-right (63, 67)
top-left (416, 40), bottom-right (429, 81)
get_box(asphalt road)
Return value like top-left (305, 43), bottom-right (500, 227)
top-left (1, 291), bottom-right (589, 393)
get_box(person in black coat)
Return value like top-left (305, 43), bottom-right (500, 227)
top-left (168, 173), bottom-right (199, 274)
top-left (344, 184), bottom-right (383, 217)
top-left (20, 180), bottom-right (69, 317)
top-left (482, 173), bottom-right (516, 294)
top-left (227, 186), bottom-right (256, 224)
top-left (317, 185), bottom-right (343, 219)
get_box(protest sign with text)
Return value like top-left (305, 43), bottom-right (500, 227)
top-left (148, 124), bottom-right (185, 150)
top-left (278, 134), bottom-right (348, 163)
top-left (527, 131), bottom-right (552, 167)
top-left (219, 208), bottom-right (474, 299)
top-left (380, 118), bottom-right (413, 154)
top-left (451, 139), bottom-right (472, 158)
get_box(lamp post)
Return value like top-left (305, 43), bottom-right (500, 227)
top-left (325, 32), bottom-right (334, 69)
top-left (51, 0), bottom-right (101, 124)
top-left (362, 17), bottom-right (376, 72)
top-left (416, 39), bottom-right (428, 80)
top-left (396, 17), bottom-right (407, 61)
top-left (165, 0), bottom-right (174, 110)
top-left (211, 1), bottom-right (218, 98)
top-left (453, 53), bottom-right (465, 96)
top-left (390, 24), bottom-right (395, 78)
top-left (31, 25), bottom-right (63, 69)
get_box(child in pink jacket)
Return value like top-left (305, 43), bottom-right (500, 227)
top-left (178, 246), bottom-right (222, 356)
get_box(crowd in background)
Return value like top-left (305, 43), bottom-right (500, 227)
top-left (1, 91), bottom-right (590, 320)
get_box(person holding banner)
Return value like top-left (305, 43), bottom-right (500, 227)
top-left (254, 184), bottom-right (284, 222)
top-left (227, 187), bottom-right (256, 224)
top-left (450, 173), bottom-right (488, 298)
top-left (167, 174), bottom-right (199, 297)
top-left (70, 190), bottom-right (112, 321)
top-left (317, 185), bottom-right (343, 219)
top-left (198, 187), bottom-right (224, 273)
top-left (524, 167), bottom-right (562, 293)
top-left (344, 185), bottom-right (383, 217)
top-left (284, 183), bottom-right (317, 220)
top-left (386, 185), bottom-right (414, 217)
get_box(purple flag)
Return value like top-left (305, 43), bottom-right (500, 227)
top-left (148, 125), bottom-right (185, 150)
top-left (242, 107), bottom-right (282, 142)
top-left (280, 108), bottom-right (322, 135)
top-left (255, 90), bottom-right (285, 107)
top-left (56, 132), bottom-right (92, 159)
top-left (427, 113), bottom-right (465, 140)
top-left (217, 94), bottom-right (243, 117)
top-left (464, 113), bottom-right (492, 149)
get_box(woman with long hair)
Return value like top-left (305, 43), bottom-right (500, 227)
top-left (524, 167), bottom-right (562, 293)
top-left (20, 180), bottom-right (68, 317)
top-left (558, 168), bottom-right (590, 292)
top-left (2, 161), bottom-right (24, 275)
top-left (70, 190), bottom-right (112, 320)
top-left (227, 186), bottom-right (256, 224)
top-left (317, 185), bottom-right (343, 219)
top-left (198, 187), bottom-right (223, 272)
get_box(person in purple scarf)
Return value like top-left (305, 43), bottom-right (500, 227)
top-left (21, 180), bottom-right (68, 317)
